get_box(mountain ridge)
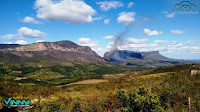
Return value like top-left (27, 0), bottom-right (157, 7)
top-left (0, 40), bottom-right (187, 67)
top-left (0, 40), bottom-right (104, 63)
top-left (104, 50), bottom-right (180, 67)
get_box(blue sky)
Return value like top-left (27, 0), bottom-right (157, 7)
top-left (0, 0), bottom-right (200, 59)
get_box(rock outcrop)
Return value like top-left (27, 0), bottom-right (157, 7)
top-left (104, 50), bottom-right (179, 65)
top-left (0, 40), bottom-right (103, 63)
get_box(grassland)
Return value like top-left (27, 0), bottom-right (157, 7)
top-left (0, 63), bottom-right (141, 86)
top-left (0, 63), bottom-right (199, 111)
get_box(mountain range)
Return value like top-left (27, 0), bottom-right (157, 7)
top-left (0, 40), bottom-right (185, 67)
top-left (0, 41), bottom-right (103, 64)
top-left (104, 50), bottom-right (180, 67)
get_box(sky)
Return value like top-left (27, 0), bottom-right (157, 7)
top-left (0, 0), bottom-right (200, 59)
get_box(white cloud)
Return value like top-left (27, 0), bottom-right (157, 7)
top-left (105, 38), bottom-right (200, 59)
top-left (166, 43), bottom-right (191, 53)
top-left (0, 34), bottom-right (20, 40)
top-left (92, 47), bottom-right (108, 57)
top-left (106, 42), bottom-right (114, 49)
top-left (3, 42), bottom-right (13, 44)
top-left (153, 46), bottom-right (167, 51)
top-left (126, 43), bottom-right (149, 48)
top-left (144, 28), bottom-right (163, 36)
top-left (154, 40), bottom-right (179, 45)
top-left (170, 30), bottom-right (184, 34)
top-left (185, 40), bottom-right (197, 45)
top-left (93, 17), bottom-right (102, 21)
top-left (154, 40), bottom-right (169, 44)
top-left (18, 27), bottom-right (46, 38)
top-left (167, 41), bottom-right (180, 45)
top-left (191, 47), bottom-right (200, 53)
top-left (150, 43), bottom-right (158, 47)
top-left (107, 41), bottom-right (124, 50)
top-left (127, 38), bottom-right (149, 44)
top-left (106, 38), bottom-right (149, 51)
top-left (104, 19), bottom-right (110, 24)
top-left (96, 1), bottom-right (123, 11)
top-left (119, 42), bottom-right (150, 52)
top-left (103, 35), bottom-right (113, 39)
top-left (36, 40), bottom-right (45, 43)
top-left (166, 13), bottom-right (175, 18)
top-left (22, 16), bottom-right (41, 24)
top-left (0, 27), bottom-right (46, 40)
top-left (168, 43), bottom-right (183, 48)
top-left (77, 38), bottom-right (98, 47)
top-left (163, 11), bottom-right (175, 18)
top-left (152, 40), bottom-right (199, 53)
top-left (105, 38), bottom-right (200, 57)
top-left (117, 12), bottom-right (135, 25)
top-left (34, 0), bottom-right (96, 24)
top-left (127, 2), bottom-right (134, 8)
top-left (15, 40), bottom-right (28, 45)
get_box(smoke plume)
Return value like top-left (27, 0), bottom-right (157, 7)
top-left (112, 26), bottom-right (130, 50)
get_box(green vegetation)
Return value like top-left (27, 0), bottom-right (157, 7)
top-left (116, 86), bottom-right (163, 112)
top-left (0, 63), bottom-right (199, 111)
top-left (134, 64), bottom-right (199, 76)
top-left (0, 63), bottom-right (137, 85)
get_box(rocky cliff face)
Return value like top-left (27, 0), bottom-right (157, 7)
top-left (104, 50), bottom-right (179, 65)
top-left (104, 50), bottom-right (143, 62)
top-left (0, 41), bottom-right (103, 63)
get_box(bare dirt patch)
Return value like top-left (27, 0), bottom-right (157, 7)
top-left (60, 79), bottom-right (108, 86)
top-left (15, 77), bottom-right (27, 80)
top-left (104, 73), bottom-right (128, 79)
top-left (68, 79), bottom-right (107, 85)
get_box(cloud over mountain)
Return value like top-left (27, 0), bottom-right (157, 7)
top-left (0, 27), bottom-right (46, 40)
top-left (78, 38), bottom-right (98, 47)
top-left (15, 40), bottom-right (28, 45)
top-left (128, 38), bottom-right (149, 44)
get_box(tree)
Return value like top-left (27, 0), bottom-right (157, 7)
top-left (116, 88), bottom-right (129, 109)
top-left (116, 86), bottom-right (164, 112)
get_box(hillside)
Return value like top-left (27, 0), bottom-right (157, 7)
top-left (0, 63), bottom-right (199, 111)
top-left (0, 62), bottom-right (142, 86)
top-left (104, 50), bottom-right (181, 67)
top-left (0, 41), bottom-right (191, 68)
top-left (0, 41), bottom-right (103, 64)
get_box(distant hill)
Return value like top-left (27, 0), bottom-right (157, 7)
top-left (0, 41), bottom-right (104, 64)
top-left (0, 44), bottom-right (21, 49)
top-left (104, 50), bottom-right (181, 67)
top-left (0, 41), bottom-right (192, 68)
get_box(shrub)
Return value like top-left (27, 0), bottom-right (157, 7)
top-left (116, 86), bottom-right (164, 112)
